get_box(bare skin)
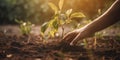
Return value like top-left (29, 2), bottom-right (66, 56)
top-left (62, 0), bottom-right (120, 45)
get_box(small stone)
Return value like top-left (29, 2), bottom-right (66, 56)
top-left (6, 54), bottom-right (12, 58)
top-left (35, 58), bottom-right (41, 60)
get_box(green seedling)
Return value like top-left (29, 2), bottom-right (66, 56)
top-left (15, 19), bottom-right (33, 36)
top-left (15, 19), bottom-right (34, 43)
top-left (40, 0), bottom-right (86, 39)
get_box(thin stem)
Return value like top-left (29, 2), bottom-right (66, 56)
top-left (61, 26), bottom-right (64, 38)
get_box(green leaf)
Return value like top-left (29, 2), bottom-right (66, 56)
top-left (83, 39), bottom-right (88, 46)
top-left (48, 17), bottom-right (59, 30)
top-left (66, 9), bottom-right (72, 17)
top-left (71, 12), bottom-right (86, 18)
top-left (48, 2), bottom-right (58, 14)
top-left (49, 29), bottom-right (57, 37)
top-left (41, 22), bottom-right (48, 33)
top-left (52, 20), bottom-right (59, 30)
top-left (59, 0), bottom-right (64, 10)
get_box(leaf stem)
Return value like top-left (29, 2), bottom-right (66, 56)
top-left (61, 26), bottom-right (64, 37)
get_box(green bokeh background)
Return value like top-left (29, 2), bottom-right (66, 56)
top-left (0, 0), bottom-right (115, 25)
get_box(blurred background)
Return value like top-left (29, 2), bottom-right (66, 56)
top-left (0, 0), bottom-right (115, 25)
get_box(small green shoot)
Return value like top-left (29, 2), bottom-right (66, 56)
top-left (83, 39), bottom-right (88, 48)
top-left (15, 19), bottom-right (33, 36)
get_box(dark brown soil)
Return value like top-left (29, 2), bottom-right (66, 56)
top-left (0, 31), bottom-right (120, 60)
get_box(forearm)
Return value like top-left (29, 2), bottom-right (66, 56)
top-left (83, 0), bottom-right (120, 35)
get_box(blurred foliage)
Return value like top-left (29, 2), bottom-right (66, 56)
top-left (15, 19), bottom-right (33, 35)
top-left (0, 0), bottom-right (114, 25)
top-left (40, 0), bottom-right (86, 38)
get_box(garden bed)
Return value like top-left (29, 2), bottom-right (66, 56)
top-left (0, 32), bottom-right (120, 60)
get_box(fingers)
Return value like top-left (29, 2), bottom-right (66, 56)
top-left (70, 33), bottom-right (94, 45)
top-left (62, 32), bottom-right (78, 43)
top-left (70, 33), bottom-right (83, 45)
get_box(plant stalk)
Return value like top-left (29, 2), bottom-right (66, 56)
top-left (61, 26), bottom-right (64, 38)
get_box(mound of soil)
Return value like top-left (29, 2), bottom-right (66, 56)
top-left (0, 33), bottom-right (120, 60)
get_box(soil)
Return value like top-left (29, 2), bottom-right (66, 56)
top-left (0, 26), bottom-right (120, 60)
top-left (0, 33), bottom-right (120, 60)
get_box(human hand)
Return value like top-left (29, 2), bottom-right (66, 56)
top-left (62, 27), bottom-right (94, 46)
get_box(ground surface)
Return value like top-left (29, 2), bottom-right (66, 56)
top-left (0, 25), bottom-right (120, 60)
